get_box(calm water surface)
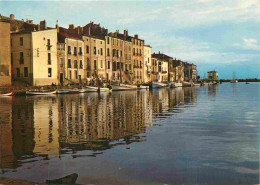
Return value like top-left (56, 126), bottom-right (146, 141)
top-left (0, 83), bottom-right (259, 184)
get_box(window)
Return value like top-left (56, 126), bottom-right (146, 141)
top-left (86, 45), bottom-right (89, 53)
top-left (107, 48), bottom-right (110, 56)
top-left (20, 37), bottom-right (23, 46)
top-left (108, 61), bottom-right (110, 69)
top-left (100, 48), bottom-right (103, 55)
top-left (120, 50), bottom-right (122, 57)
top-left (117, 50), bottom-right (119, 57)
top-left (148, 58), bottom-right (150, 63)
top-left (75, 71), bottom-right (78, 79)
top-left (133, 48), bottom-right (135, 55)
top-left (74, 47), bottom-right (77, 56)
top-left (48, 68), bottom-right (52, 77)
top-left (20, 52), bottom-right (24, 64)
top-left (113, 49), bottom-right (116, 57)
top-left (24, 67), bottom-right (28, 77)
top-left (94, 47), bottom-right (96, 55)
top-left (16, 68), bottom-right (20, 77)
top-left (69, 70), bottom-right (72, 79)
top-left (117, 62), bottom-right (120, 70)
top-left (129, 64), bottom-right (132, 70)
top-left (101, 60), bottom-right (103, 68)
top-left (94, 60), bottom-right (97, 70)
top-left (80, 60), bottom-right (83, 69)
top-left (59, 58), bottom-right (63, 68)
top-left (79, 47), bottom-right (82, 55)
top-left (48, 53), bottom-right (51, 64)
top-left (47, 39), bottom-right (51, 50)
top-left (11, 53), bottom-right (13, 65)
top-left (140, 61), bottom-right (142, 67)
top-left (11, 39), bottom-right (12, 47)
top-left (74, 60), bottom-right (77, 68)
top-left (107, 38), bottom-right (110, 44)
top-left (140, 49), bottom-right (141, 56)
top-left (125, 64), bottom-right (128, 71)
top-left (87, 58), bottom-right (90, 70)
top-left (112, 62), bottom-right (116, 71)
top-left (68, 59), bottom-right (71, 68)
top-left (68, 46), bottom-right (71, 54)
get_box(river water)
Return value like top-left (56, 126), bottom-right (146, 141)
top-left (0, 83), bottom-right (259, 185)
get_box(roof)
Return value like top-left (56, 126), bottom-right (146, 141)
top-left (208, 71), bottom-right (217, 73)
top-left (152, 53), bottom-right (172, 60)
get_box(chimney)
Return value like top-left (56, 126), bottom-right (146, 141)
top-left (40, 20), bottom-right (47, 30)
top-left (69, 24), bottom-right (74, 29)
top-left (134, 34), bottom-right (138, 39)
top-left (28, 20), bottom-right (33, 24)
top-left (10, 14), bottom-right (14, 20)
top-left (124, 30), bottom-right (128, 36)
top-left (55, 20), bottom-right (59, 32)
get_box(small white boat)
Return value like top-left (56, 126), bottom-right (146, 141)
top-left (193, 83), bottom-right (201, 86)
top-left (111, 85), bottom-right (136, 91)
top-left (151, 82), bottom-right (167, 88)
top-left (174, 83), bottom-right (183, 87)
top-left (83, 86), bottom-right (111, 92)
top-left (56, 89), bottom-right (70, 94)
top-left (0, 91), bottom-right (16, 96)
top-left (138, 85), bottom-right (149, 89)
top-left (230, 79), bottom-right (238, 83)
top-left (26, 90), bottom-right (57, 95)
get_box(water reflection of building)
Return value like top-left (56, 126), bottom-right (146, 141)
top-left (0, 98), bottom-right (14, 170)
top-left (208, 85), bottom-right (218, 97)
top-left (0, 87), bottom-right (198, 171)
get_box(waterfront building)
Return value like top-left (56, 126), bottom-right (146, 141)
top-left (143, 45), bottom-right (152, 83)
top-left (151, 57), bottom-right (158, 82)
top-left (132, 34), bottom-right (144, 84)
top-left (207, 70), bottom-right (218, 81)
top-left (58, 26), bottom-right (85, 83)
top-left (152, 52), bottom-right (169, 82)
top-left (192, 64), bottom-right (197, 81)
top-left (173, 59), bottom-right (184, 82)
top-left (0, 20), bottom-right (11, 86)
top-left (11, 22), bottom-right (58, 86)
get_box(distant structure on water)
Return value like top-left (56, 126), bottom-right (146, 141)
top-left (230, 72), bottom-right (238, 83)
top-left (207, 71), bottom-right (218, 81)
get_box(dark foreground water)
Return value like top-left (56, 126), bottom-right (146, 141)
top-left (0, 83), bottom-right (259, 185)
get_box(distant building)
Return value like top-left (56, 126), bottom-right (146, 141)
top-left (152, 52), bottom-right (169, 82)
top-left (143, 45), bottom-right (152, 83)
top-left (0, 20), bottom-right (12, 86)
top-left (207, 71), bottom-right (218, 81)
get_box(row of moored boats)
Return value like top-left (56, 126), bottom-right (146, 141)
top-left (0, 82), bottom-right (206, 96)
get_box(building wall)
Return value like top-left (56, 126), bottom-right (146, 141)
top-left (57, 43), bottom-right (65, 84)
top-left (0, 22), bottom-right (11, 86)
top-left (64, 37), bottom-right (84, 83)
top-left (132, 38), bottom-right (144, 84)
top-left (123, 40), bottom-right (132, 83)
top-left (105, 36), bottom-right (112, 81)
top-left (32, 29), bottom-right (59, 86)
top-left (143, 46), bottom-right (152, 83)
top-left (11, 33), bottom-right (32, 84)
top-left (158, 60), bottom-right (168, 82)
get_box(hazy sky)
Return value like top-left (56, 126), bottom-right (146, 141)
top-left (0, 0), bottom-right (259, 79)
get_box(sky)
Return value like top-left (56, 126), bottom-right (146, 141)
top-left (0, 0), bottom-right (259, 79)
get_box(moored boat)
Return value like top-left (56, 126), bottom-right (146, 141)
top-left (56, 89), bottom-right (70, 94)
top-left (151, 82), bottom-right (167, 88)
top-left (26, 90), bottom-right (57, 95)
top-left (111, 85), bottom-right (136, 91)
top-left (83, 86), bottom-right (111, 92)
top-left (174, 82), bottom-right (183, 87)
top-left (0, 91), bottom-right (16, 96)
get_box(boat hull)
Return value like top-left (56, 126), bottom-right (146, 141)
top-left (26, 90), bottom-right (57, 95)
top-left (0, 91), bottom-right (16, 96)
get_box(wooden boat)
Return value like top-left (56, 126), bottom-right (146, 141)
top-left (0, 91), bottom-right (16, 96)
top-left (26, 90), bottom-right (57, 95)
top-left (182, 82), bottom-right (192, 87)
